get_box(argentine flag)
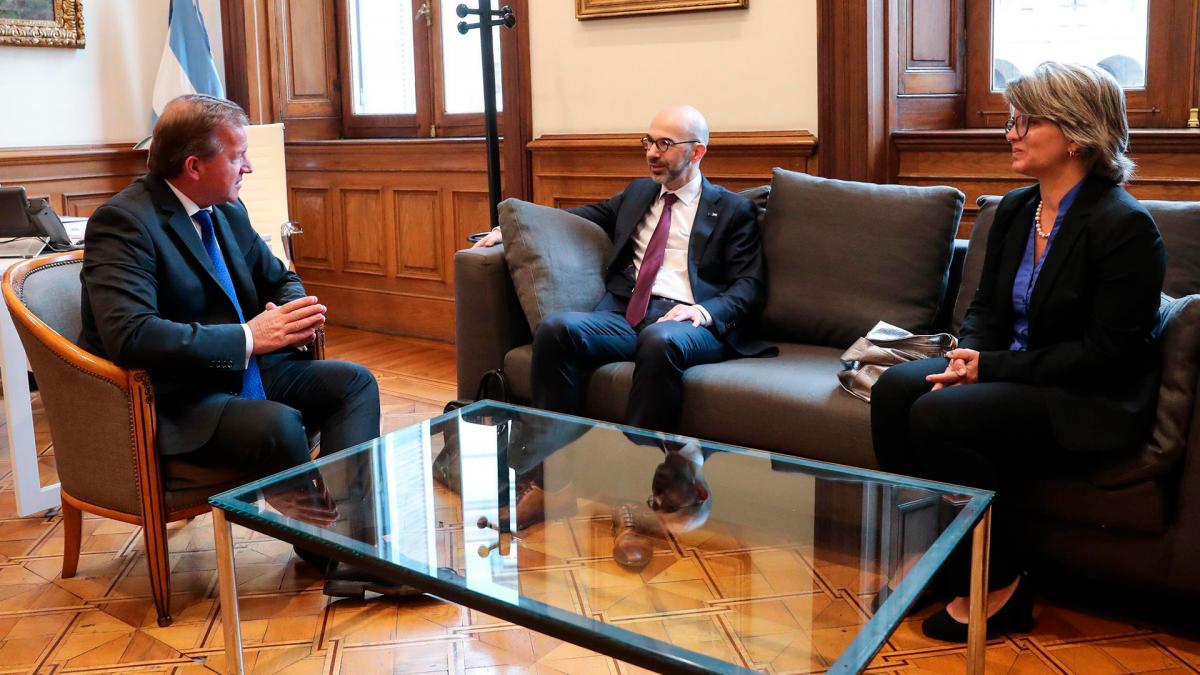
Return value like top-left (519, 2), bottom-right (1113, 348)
top-left (150, 0), bottom-right (224, 126)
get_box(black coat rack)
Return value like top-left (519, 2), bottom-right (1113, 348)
top-left (457, 2), bottom-right (516, 231)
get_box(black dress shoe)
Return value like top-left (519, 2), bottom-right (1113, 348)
top-left (294, 545), bottom-right (336, 575)
top-left (921, 574), bottom-right (1035, 642)
top-left (322, 562), bottom-right (425, 600)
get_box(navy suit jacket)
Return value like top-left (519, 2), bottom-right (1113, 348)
top-left (79, 174), bottom-right (306, 455)
top-left (960, 172), bottom-right (1166, 454)
top-left (567, 177), bottom-right (773, 356)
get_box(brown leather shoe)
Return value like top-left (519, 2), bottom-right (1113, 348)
top-left (514, 482), bottom-right (546, 529)
top-left (612, 501), bottom-right (654, 571)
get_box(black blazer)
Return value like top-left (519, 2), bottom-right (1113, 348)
top-left (79, 175), bottom-right (306, 455)
top-left (568, 177), bottom-right (772, 356)
top-left (960, 173), bottom-right (1167, 454)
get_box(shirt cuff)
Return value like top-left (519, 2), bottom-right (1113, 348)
top-left (693, 304), bottom-right (713, 327)
top-left (241, 324), bottom-right (254, 368)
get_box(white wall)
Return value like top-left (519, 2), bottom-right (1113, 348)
top-left (528, 1), bottom-right (818, 137)
top-left (0, 0), bottom-right (224, 148)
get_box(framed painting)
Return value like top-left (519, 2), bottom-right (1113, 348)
top-left (576, 0), bottom-right (748, 21)
top-left (0, 0), bottom-right (85, 48)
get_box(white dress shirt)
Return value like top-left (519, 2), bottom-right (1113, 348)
top-left (629, 173), bottom-right (712, 325)
top-left (165, 181), bottom-right (255, 366)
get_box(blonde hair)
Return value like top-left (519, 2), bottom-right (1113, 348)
top-left (1004, 62), bottom-right (1134, 183)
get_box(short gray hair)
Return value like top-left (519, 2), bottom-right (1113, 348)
top-left (1005, 61), bottom-right (1134, 183)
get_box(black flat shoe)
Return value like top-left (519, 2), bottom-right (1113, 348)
top-left (921, 574), bottom-right (1035, 642)
top-left (870, 584), bottom-right (940, 615)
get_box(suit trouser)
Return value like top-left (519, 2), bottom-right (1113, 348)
top-left (179, 357), bottom-right (381, 474)
top-left (870, 357), bottom-right (1072, 596)
top-left (530, 295), bottom-right (725, 433)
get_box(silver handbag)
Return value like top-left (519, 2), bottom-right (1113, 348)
top-left (838, 321), bottom-right (957, 403)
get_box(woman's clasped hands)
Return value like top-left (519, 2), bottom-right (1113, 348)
top-left (926, 348), bottom-right (980, 391)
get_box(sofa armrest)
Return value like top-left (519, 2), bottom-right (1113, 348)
top-left (1167, 370), bottom-right (1200, 585)
top-left (454, 246), bottom-right (532, 400)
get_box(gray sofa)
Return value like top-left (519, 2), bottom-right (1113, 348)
top-left (454, 169), bottom-right (1200, 597)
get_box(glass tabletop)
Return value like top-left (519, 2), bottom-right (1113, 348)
top-left (211, 401), bottom-right (992, 674)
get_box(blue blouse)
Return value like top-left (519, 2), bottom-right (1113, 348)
top-left (1010, 178), bottom-right (1086, 351)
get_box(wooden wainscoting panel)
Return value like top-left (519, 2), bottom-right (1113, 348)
top-left (394, 190), bottom-right (444, 281)
top-left (451, 190), bottom-right (491, 258)
top-left (895, 129), bottom-right (1200, 236)
top-left (62, 191), bottom-right (117, 218)
top-left (340, 188), bottom-right (387, 276)
top-left (0, 144), bottom-right (146, 216)
top-left (530, 131), bottom-right (816, 206)
top-left (289, 187), bottom-right (336, 270)
top-left (269, 0), bottom-right (340, 139)
top-left (286, 140), bottom-right (492, 341)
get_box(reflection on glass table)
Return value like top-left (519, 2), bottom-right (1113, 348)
top-left (210, 401), bottom-right (993, 674)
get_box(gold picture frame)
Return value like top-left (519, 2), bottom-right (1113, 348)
top-left (0, 0), bottom-right (85, 48)
top-left (576, 0), bottom-right (748, 21)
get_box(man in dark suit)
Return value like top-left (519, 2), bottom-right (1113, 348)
top-left (79, 95), bottom-right (379, 550)
top-left (475, 105), bottom-right (773, 432)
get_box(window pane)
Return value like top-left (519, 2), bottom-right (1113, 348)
top-left (992, 0), bottom-right (1148, 91)
top-left (348, 0), bottom-right (417, 115)
top-left (440, 0), bottom-right (503, 115)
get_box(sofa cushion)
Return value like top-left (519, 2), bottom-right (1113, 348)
top-left (499, 198), bottom-right (613, 332)
top-left (759, 169), bottom-right (964, 349)
top-left (1021, 475), bottom-right (1169, 535)
top-left (738, 184), bottom-right (771, 220)
top-left (1142, 200), bottom-right (1200, 297)
top-left (952, 195), bottom-right (1001, 334)
top-left (504, 342), bottom-right (878, 468)
top-left (1088, 293), bottom-right (1200, 487)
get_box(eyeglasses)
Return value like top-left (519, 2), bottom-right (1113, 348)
top-left (641, 134), bottom-right (701, 153)
top-left (1003, 114), bottom-right (1042, 139)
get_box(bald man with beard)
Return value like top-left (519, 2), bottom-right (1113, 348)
top-left (476, 105), bottom-right (775, 432)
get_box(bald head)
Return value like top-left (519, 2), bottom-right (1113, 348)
top-left (651, 105), bottom-right (710, 145)
top-left (645, 105), bottom-right (710, 190)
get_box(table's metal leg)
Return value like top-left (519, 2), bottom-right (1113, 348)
top-left (212, 508), bottom-right (245, 675)
top-left (967, 506), bottom-right (992, 675)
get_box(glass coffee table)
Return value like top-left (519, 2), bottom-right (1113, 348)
top-left (209, 401), bottom-right (993, 674)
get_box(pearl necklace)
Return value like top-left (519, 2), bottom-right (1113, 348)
top-left (1034, 200), bottom-right (1051, 239)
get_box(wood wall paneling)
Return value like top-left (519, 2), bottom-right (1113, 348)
top-left (286, 140), bottom-right (491, 341)
top-left (529, 131), bottom-right (817, 206)
top-left (339, 188), bottom-right (386, 276)
top-left (451, 191), bottom-right (491, 259)
top-left (818, 0), bottom-right (890, 181)
top-left (288, 187), bottom-right (335, 269)
top-left (270, 0), bottom-right (341, 139)
top-left (62, 192), bottom-right (116, 218)
top-left (394, 190), bottom-right (444, 281)
top-left (893, 0), bottom-right (964, 129)
top-left (0, 145), bottom-right (147, 217)
top-left (894, 129), bottom-right (1200, 236)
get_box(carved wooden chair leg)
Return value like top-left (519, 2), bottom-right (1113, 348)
top-left (142, 519), bottom-right (174, 626)
top-left (60, 498), bottom-right (82, 579)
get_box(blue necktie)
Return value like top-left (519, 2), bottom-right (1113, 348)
top-left (194, 209), bottom-right (266, 400)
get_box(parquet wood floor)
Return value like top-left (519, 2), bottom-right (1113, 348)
top-left (0, 324), bottom-right (1194, 674)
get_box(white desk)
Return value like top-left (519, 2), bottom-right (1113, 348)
top-left (1, 218), bottom-right (84, 516)
top-left (0, 256), bottom-right (60, 516)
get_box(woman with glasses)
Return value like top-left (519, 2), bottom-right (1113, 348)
top-left (870, 61), bottom-right (1165, 642)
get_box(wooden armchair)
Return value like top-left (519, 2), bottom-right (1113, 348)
top-left (1, 251), bottom-right (324, 626)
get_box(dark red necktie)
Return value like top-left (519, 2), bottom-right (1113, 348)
top-left (626, 193), bottom-right (678, 326)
